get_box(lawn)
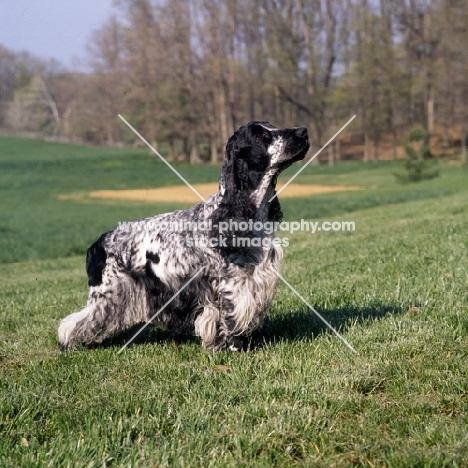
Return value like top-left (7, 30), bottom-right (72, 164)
top-left (1, 135), bottom-right (467, 467)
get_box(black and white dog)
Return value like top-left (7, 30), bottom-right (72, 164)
top-left (58, 122), bottom-right (309, 351)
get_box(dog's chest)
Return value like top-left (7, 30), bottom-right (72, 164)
top-left (219, 242), bottom-right (283, 326)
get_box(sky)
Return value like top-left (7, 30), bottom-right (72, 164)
top-left (0, 0), bottom-right (115, 70)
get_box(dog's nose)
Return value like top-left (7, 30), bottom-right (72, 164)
top-left (295, 127), bottom-right (308, 139)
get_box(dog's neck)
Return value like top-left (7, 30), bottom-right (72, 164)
top-left (249, 169), bottom-right (278, 223)
top-left (253, 186), bottom-right (276, 224)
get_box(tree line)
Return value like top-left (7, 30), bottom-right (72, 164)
top-left (0, 0), bottom-right (467, 163)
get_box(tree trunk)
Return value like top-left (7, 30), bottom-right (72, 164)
top-left (373, 138), bottom-right (379, 162)
top-left (41, 80), bottom-right (61, 135)
top-left (462, 124), bottom-right (467, 163)
top-left (310, 141), bottom-right (320, 166)
top-left (364, 132), bottom-right (369, 162)
top-left (210, 138), bottom-right (219, 165)
top-left (463, 87), bottom-right (468, 164)
top-left (427, 85), bottom-right (435, 134)
top-left (62, 100), bottom-right (75, 137)
top-left (328, 141), bottom-right (334, 166)
top-left (335, 138), bottom-right (340, 162)
top-left (274, 84), bottom-right (281, 121)
top-left (169, 138), bottom-right (179, 161)
top-left (218, 82), bottom-right (229, 147)
top-left (190, 147), bottom-right (200, 164)
top-left (150, 139), bottom-right (159, 152)
top-left (189, 130), bottom-right (200, 165)
top-left (443, 124), bottom-right (449, 148)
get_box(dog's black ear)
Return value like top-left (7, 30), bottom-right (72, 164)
top-left (234, 157), bottom-right (249, 191)
top-left (224, 130), bottom-right (250, 191)
top-left (268, 195), bottom-right (283, 222)
top-left (86, 233), bottom-right (108, 286)
top-left (225, 133), bottom-right (237, 161)
top-left (219, 136), bottom-right (240, 194)
top-left (210, 149), bottom-right (256, 251)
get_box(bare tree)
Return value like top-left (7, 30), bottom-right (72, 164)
top-left (86, 16), bottom-right (127, 144)
top-left (262, 0), bottom-right (350, 152)
top-left (440, 0), bottom-right (468, 162)
top-left (0, 46), bottom-right (16, 125)
top-left (391, 0), bottom-right (442, 134)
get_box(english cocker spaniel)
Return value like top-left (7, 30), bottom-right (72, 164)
top-left (58, 122), bottom-right (309, 351)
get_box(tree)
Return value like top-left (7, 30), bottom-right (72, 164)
top-left (0, 46), bottom-right (16, 125)
top-left (262, 0), bottom-right (350, 154)
top-left (339, 3), bottom-right (395, 161)
top-left (439, 0), bottom-right (468, 162)
top-left (391, 0), bottom-right (442, 134)
top-left (85, 16), bottom-right (127, 144)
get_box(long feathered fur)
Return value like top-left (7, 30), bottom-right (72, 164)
top-left (58, 121), bottom-right (309, 351)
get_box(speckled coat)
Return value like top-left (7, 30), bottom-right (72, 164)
top-left (58, 122), bottom-right (309, 351)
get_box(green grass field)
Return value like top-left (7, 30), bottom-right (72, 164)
top-left (1, 135), bottom-right (468, 467)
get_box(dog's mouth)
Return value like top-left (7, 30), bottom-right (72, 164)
top-left (290, 139), bottom-right (310, 162)
top-left (275, 137), bottom-right (310, 172)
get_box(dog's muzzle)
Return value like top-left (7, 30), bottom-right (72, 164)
top-left (275, 127), bottom-right (310, 169)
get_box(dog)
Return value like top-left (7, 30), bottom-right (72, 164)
top-left (58, 122), bottom-right (309, 351)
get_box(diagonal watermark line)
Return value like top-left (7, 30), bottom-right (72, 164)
top-left (275, 271), bottom-right (357, 353)
top-left (269, 114), bottom-right (356, 202)
top-left (118, 114), bottom-right (206, 203)
top-left (117, 266), bottom-right (206, 354)
top-left (117, 112), bottom-right (356, 354)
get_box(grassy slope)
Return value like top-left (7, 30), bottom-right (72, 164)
top-left (0, 136), bottom-right (220, 262)
top-left (1, 136), bottom-right (468, 466)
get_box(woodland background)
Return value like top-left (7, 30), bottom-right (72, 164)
top-left (0, 0), bottom-right (467, 163)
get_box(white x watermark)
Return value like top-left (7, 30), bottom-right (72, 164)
top-left (118, 114), bottom-right (206, 202)
top-left (117, 113), bottom-right (357, 353)
top-left (269, 115), bottom-right (356, 202)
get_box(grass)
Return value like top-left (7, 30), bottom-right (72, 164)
top-left (1, 135), bottom-right (468, 466)
top-left (0, 136), bottom-right (220, 263)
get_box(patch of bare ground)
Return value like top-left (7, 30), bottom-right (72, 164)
top-left (57, 183), bottom-right (365, 204)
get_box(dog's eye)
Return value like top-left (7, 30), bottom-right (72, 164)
top-left (256, 132), bottom-right (267, 140)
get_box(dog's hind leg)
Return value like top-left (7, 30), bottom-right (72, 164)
top-left (58, 276), bottom-right (150, 350)
top-left (58, 304), bottom-right (97, 350)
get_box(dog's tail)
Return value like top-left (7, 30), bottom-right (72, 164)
top-left (86, 232), bottom-right (109, 287)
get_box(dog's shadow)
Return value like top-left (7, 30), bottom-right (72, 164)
top-left (93, 303), bottom-right (403, 351)
top-left (268, 303), bottom-right (404, 344)
top-left (89, 325), bottom-right (199, 350)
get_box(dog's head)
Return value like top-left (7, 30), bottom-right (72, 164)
top-left (222, 121), bottom-right (310, 193)
top-left (211, 122), bottom-right (309, 259)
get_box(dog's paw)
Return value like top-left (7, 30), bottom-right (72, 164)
top-left (58, 319), bottom-right (76, 350)
top-left (227, 336), bottom-right (245, 352)
top-left (57, 308), bottom-right (90, 350)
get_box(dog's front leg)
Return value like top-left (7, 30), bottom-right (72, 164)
top-left (194, 305), bottom-right (226, 350)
